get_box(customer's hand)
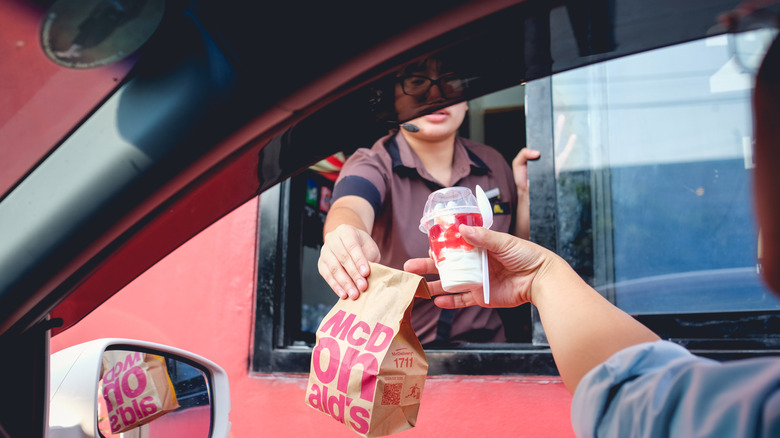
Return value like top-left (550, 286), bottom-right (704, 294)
top-left (319, 224), bottom-right (381, 300)
top-left (404, 224), bottom-right (552, 309)
top-left (407, 224), bottom-right (661, 394)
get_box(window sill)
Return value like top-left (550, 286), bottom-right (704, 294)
top-left (254, 343), bottom-right (559, 375)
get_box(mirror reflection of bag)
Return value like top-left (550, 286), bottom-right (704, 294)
top-left (305, 263), bottom-right (432, 437)
top-left (101, 351), bottom-right (180, 434)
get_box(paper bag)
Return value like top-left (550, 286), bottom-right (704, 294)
top-left (101, 351), bottom-right (180, 434)
top-left (305, 263), bottom-right (431, 437)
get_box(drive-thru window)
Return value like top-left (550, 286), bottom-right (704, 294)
top-left (252, 24), bottom-right (780, 375)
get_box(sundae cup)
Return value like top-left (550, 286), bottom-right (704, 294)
top-left (419, 187), bottom-right (484, 292)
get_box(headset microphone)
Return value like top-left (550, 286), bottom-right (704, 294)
top-left (400, 123), bottom-right (420, 133)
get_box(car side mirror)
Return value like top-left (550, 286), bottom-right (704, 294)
top-left (49, 339), bottom-right (230, 438)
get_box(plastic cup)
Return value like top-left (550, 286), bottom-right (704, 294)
top-left (419, 187), bottom-right (484, 292)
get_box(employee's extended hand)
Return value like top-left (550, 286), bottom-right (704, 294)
top-left (319, 224), bottom-right (381, 300)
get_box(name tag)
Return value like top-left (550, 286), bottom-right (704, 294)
top-left (484, 187), bottom-right (501, 199)
top-left (483, 187), bottom-right (510, 215)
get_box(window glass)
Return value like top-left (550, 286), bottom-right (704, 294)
top-left (551, 30), bottom-right (780, 315)
top-left (298, 169), bottom-right (339, 342)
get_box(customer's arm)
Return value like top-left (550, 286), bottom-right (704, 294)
top-left (404, 225), bottom-right (659, 393)
top-left (319, 196), bottom-right (380, 299)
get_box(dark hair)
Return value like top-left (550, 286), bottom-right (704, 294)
top-left (370, 50), bottom-right (472, 124)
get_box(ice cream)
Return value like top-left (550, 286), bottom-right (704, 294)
top-left (420, 188), bottom-right (485, 292)
top-left (427, 212), bottom-right (483, 291)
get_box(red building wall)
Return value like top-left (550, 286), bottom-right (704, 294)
top-left (51, 197), bottom-right (575, 438)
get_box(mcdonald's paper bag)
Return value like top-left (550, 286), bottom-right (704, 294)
top-left (101, 351), bottom-right (180, 434)
top-left (305, 263), bottom-right (431, 436)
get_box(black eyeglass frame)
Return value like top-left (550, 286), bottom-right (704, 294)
top-left (398, 74), bottom-right (464, 99)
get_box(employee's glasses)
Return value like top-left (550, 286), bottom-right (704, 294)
top-left (399, 74), bottom-right (464, 99)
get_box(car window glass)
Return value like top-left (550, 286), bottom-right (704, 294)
top-left (551, 29), bottom-right (780, 314)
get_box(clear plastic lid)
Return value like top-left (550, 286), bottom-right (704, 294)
top-left (419, 187), bottom-right (480, 233)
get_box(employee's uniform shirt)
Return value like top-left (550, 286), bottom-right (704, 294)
top-left (332, 131), bottom-right (518, 345)
top-left (572, 340), bottom-right (780, 437)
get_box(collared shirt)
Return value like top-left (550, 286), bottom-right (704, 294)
top-left (572, 340), bottom-right (780, 438)
top-left (332, 131), bottom-right (518, 345)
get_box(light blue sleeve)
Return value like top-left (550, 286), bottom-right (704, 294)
top-left (571, 340), bottom-right (780, 438)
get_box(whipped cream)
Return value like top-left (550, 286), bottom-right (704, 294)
top-left (437, 247), bottom-right (483, 292)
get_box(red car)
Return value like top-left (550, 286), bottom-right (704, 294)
top-left (2, 0), bottom-right (778, 436)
